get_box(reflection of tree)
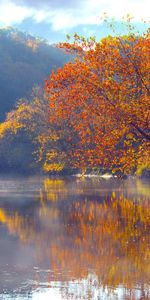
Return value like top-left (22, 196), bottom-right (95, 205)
top-left (0, 178), bottom-right (149, 299)
top-left (49, 194), bottom-right (150, 288)
top-left (41, 178), bottom-right (66, 202)
top-left (0, 208), bottom-right (36, 243)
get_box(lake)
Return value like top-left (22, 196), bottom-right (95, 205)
top-left (0, 175), bottom-right (149, 300)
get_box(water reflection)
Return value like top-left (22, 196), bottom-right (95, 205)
top-left (0, 176), bottom-right (149, 299)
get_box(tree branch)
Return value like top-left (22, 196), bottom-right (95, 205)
top-left (130, 122), bottom-right (150, 141)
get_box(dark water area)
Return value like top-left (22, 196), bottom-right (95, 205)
top-left (0, 175), bottom-right (149, 300)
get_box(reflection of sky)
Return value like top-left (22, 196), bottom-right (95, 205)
top-left (2, 276), bottom-right (148, 300)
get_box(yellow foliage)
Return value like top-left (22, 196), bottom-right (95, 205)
top-left (43, 162), bottom-right (64, 172)
top-left (0, 94), bottom-right (66, 172)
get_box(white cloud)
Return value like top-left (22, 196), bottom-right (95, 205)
top-left (33, 9), bottom-right (51, 23)
top-left (0, 0), bottom-right (33, 25)
top-left (0, 0), bottom-right (149, 29)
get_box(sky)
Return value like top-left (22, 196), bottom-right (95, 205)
top-left (0, 0), bottom-right (149, 42)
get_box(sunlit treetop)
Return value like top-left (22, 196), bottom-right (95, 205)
top-left (45, 23), bottom-right (150, 174)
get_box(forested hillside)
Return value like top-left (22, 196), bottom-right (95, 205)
top-left (0, 27), bottom-right (71, 121)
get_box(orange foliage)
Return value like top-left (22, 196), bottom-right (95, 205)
top-left (45, 30), bottom-right (150, 174)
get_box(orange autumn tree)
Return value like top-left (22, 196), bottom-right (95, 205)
top-left (45, 29), bottom-right (150, 174)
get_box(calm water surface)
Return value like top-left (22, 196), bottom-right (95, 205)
top-left (0, 176), bottom-right (149, 300)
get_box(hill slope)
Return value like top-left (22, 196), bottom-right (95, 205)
top-left (0, 27), bottom-right (71, 121)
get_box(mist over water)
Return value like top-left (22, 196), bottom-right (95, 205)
top-left (0, 176), bottom-right (149, 300)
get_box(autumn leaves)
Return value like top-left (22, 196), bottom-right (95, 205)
top-left (0, 28), bottom-right (149, 174)
top-left (45, 30), bottom-right (150, 174)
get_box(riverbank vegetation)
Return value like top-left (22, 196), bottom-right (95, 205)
top-left (0, 23), bottom-right (149, 176)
